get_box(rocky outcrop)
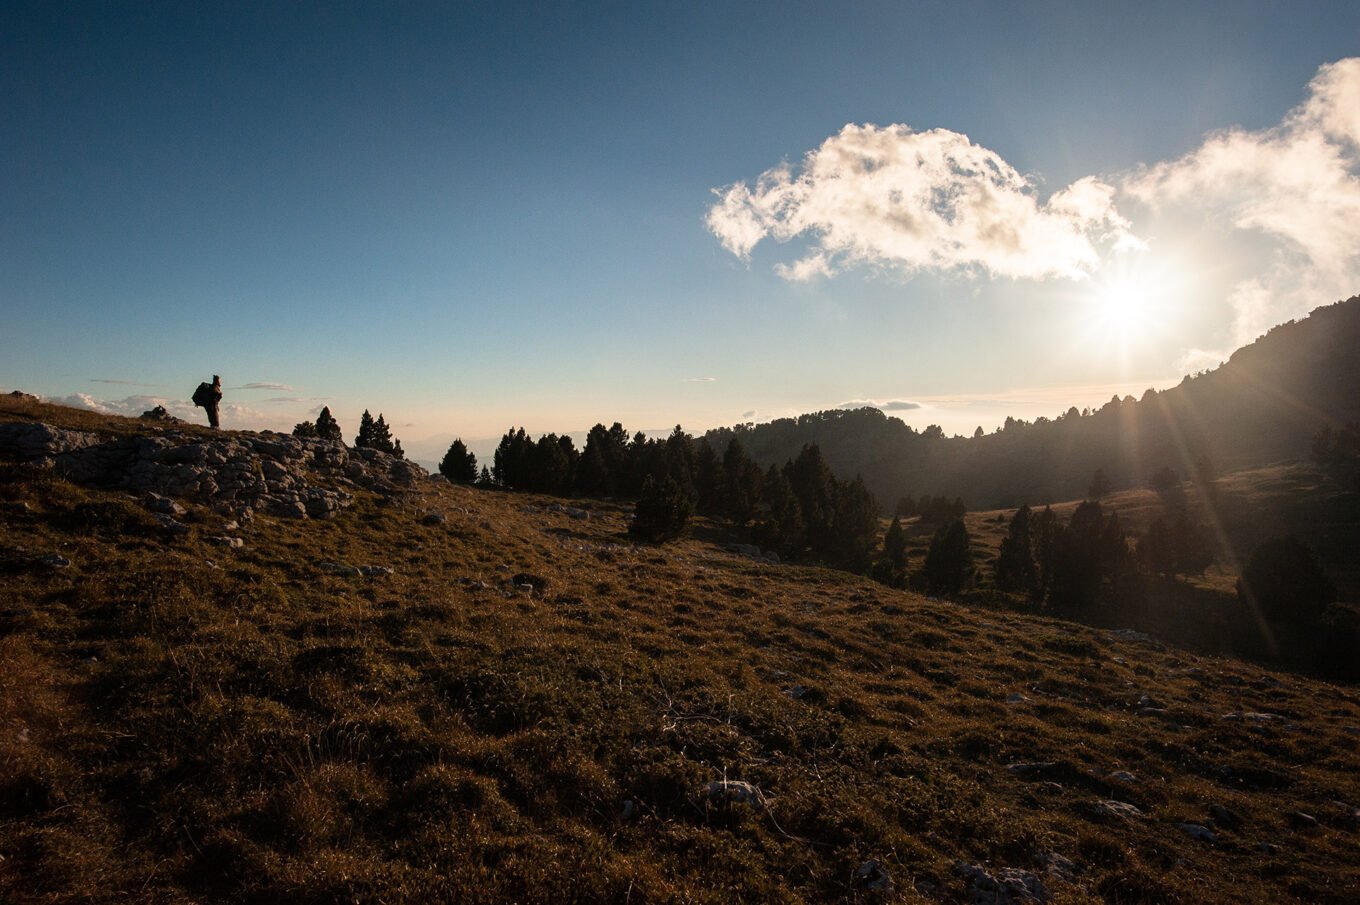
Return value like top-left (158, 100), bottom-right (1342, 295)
top-left (0, 422), bottom-right (429, 518)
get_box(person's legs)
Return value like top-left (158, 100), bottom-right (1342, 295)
top-left (208, 403), bottom-right (220, 428)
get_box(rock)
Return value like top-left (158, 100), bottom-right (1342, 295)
top-left (0, 422), bottom-right (101, 459)
top-left (1108, 771), bottom-right (1139, 784)
top-left (783, 684), bottom-right (808, 700)
top-left (154, 514), bottom-right (191, 535)
top-left (1288, 811), bottom-right (1318, 830)
top-left (1258, 842), bottom-right (1282, 855)
top-left (854, 859), bottom-right (895, 894)
top-left (1087, 800), bottom-right (1145, 821)
top-left (1006, 693), bottom-right (1030, 704)
top-left (704, 779), bottom-right (766, 808)
top-left (39, 553), bottom-right (71, 569)
top-left (206, 536), bottom-right (244, 549)
top-left (511, 573), bottom-right (548, 594)
top-left (145, 493), bottom-right (186, 516)
top-left (140, 405), bottom-right (182, 422)
top-left (619, 799), bottom-right (637, 821)
top-left (1108, 628), bottom-right (1155, 644)
top-left (956, 862), bottom-right (1050, 904)
top-left (1177, 823), bottom-right (1218, 843)
top-left (1007, 762), bottom-right (1056, 779)
top-left (1, 501), bottom-right (31, 515)
top-left (318, 561), bottom-right (361, 577)
top-left (8, 390), bottom-right (38, 400)
top-left (420, 512), bottom-right (447, 526)
top-left (269, 500), bottom-right (308, 519)
top-left (1040, 852), bottom-right (1077, 883)
top-left (358, 565), bottom-right (393, 577)
top-left (1223, 711), bottom-right (1287, 723)
top-left (1208, 804), bottom-right (1242, 829)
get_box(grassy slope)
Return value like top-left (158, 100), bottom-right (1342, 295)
top-left (2, 400), bottom-right (1359, 903)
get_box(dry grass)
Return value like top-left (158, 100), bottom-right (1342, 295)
top-left (2, 399), bottom-right (1359, 903)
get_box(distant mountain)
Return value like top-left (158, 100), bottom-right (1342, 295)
top-left (706, 295), bottom-right (1360, 509)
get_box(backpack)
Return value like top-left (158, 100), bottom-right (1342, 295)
top-left (192, 382), bottom-right (214, 408)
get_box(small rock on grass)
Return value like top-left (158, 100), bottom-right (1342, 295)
top-left (1177, 823), bottom-right (1218, 843)
top-left (39, 553), bottom-right (71, 569)
top-left (1087, 800), bottom-right (1145, 821)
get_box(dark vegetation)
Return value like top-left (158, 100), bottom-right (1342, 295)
top-left (706, 296), bottom-right (1360, 509)
top-left (2, 396), bottom-right (1358, 903)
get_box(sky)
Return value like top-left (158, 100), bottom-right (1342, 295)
top-left (4, 1), bottom-right (1359, 465)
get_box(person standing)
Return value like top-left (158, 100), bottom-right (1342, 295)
top-left (192, 375), bottom-right (223, 428)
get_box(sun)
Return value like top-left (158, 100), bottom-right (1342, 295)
top-left (1093, 279), bottom-right (1149, 332)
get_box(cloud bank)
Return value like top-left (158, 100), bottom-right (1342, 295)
top-left (707, 123), bottom-right (1136, 281)
top-left (52, 393), bottom-right (264, 426)
top-left (1125, 57), bottom-right (1360, 346)
top-left (838, 399), bottom-right (921, 412)
top-left (708, 58), bottom-right (1360, 351)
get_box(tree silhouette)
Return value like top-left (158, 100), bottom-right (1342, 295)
top-left (1238, 535), bottom-right (1336, 624)
top-left (1088, 468), bottom-right (1113, 500)
top-left (315, 406), bottom-right (343, 442)
top-left (630, 475), bottom-right (692, 542)
top-left (440, 439), bottom-right (478, 483)
top-left (995, 504), bottom-right (1037, 595)
top-left (923, 519), bottom-right (972, 596)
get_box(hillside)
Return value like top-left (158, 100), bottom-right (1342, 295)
top-left (2, 397), bottom-right (1359, 903)
top-left (706, 296), bottom-right (1360, 509)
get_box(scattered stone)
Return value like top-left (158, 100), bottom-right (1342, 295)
top-left (1040, 852), bottom-right (1077, 884)
top-left (39, 553), bottom-right (71, 569)
top-left (1108, 628), bottom-right (1155, 644)
top-left (1288, 811), bottom-right (1318, 830)
top-left (1258, 842), bottom-right (1282, 855)
top-left (1223, 711), bottom-right (1287, 723)
top-left (1208, 804), bottom-right (1242, 829)
top-left (317, 561), bottom-right (361, 577)
top-left (703, 779), bottom-right (766, 808)
top-left (145, 493), bottom-right (186, 516)
top-left (956, 862), bottom-right (1050, 904)
top-left (1, 501), bottom-right (31, 515)
top-left (1108, 771), bottom-right (1139, 784)
top-left (783, 684), bottom-right (808, 700)
top-left (1177, 823), bottom-right (1218, 843)
top-left (511, 573), bottom-right (548, 594)
top-left (854, 859), bottom-right (895, 894)
top-left (270, 501), bottom-right (308, 519)
top-left (206, 536), bottom-right (244, 549)
top-left (1007, 762), bottom-right (1056, 779)
top-left (140, 405), bottom-right (182, 422)
top-left (620, 799), bottom-right (637, 821)
top-left (359, 565), bottom-right (393, 577)
top-left (154, 513), bottom-right (190, 535)
top-left (1087, 800), bottom-right (1145, 821)
top-left (420, 512), bottom-right (447, 526)
top-left (1006, 693), bottom-right (1030, 704)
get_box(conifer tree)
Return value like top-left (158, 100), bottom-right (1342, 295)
top-left (629, 475), bottom-right (692, 542)
top-left (355, 410), bottom-right (376, 449)
top-left (753, 465), bottom-right (804, 557)
top-left (923, 519), bottom-right (972, 596)
top-left (371, 414), bottom-right (395, 454)
top-left (315, 406), bottom-right (343, 442)
top-left (440, 439), bottom-right (478, 483)
top-left (995, 504), bottom-right (1037, 594)
top-left (292, 420), bottom-right (318, 438)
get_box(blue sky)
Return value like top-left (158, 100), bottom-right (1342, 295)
top-left (4, 1), bottom-right (1359, 464)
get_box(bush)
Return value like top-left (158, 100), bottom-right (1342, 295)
top-left (629, 475), bottom-right (691, 542)
top-left (1238, 535), bottom-right (1336, 624)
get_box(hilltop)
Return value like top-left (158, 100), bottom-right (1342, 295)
top-left (706, 296), bottom-right (1360, 510)
top-left (2, 397), bottom-right (1359, 903)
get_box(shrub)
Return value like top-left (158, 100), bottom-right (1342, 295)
top-left (1238, 534), bottom-right (1336, 624)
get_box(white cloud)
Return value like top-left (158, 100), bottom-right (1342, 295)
top-left (1125, 57), bottom-right (1360, 346)
top-left (683, 376), bottom-right (717, 383)
top-left (236, 382), bottom-right (294, 391)
top-left (837, 399), bottom-right (921, 412)
top-left (707, 123), bottom-right (1136, 281)
top-left (51, 393), bottom-right (266, 427)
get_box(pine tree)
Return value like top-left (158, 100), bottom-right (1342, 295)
top-left (831, 475), bottom-right (879, 571)
top-left (292, 420), bottom-right (318, 438)
top-left (629, 475), bottom-right (692, 542)
top-left (315, 406), bottom-right (342, 442)
top-left (1088, 468), bottom-right (1113, 500)
top-left (923, 519), bottom-right (972, 596)
top-left (1238, 535), bottom-right (1336, 624)
top-left (440, 439), bottom-right (478, 483)
top-left (371, 414), bottom-right (395, 454)
top-left (355, 410), bottom-right (376, 448)
top-left (753, 465), bottom-right (804, 557)
top-left (392, 438), bottom-right (405, 460)
top-left (995, 504), bottom-right (1037, 594)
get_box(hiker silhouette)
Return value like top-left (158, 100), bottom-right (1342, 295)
top-left (192, 375), bottom-right (223, 428)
